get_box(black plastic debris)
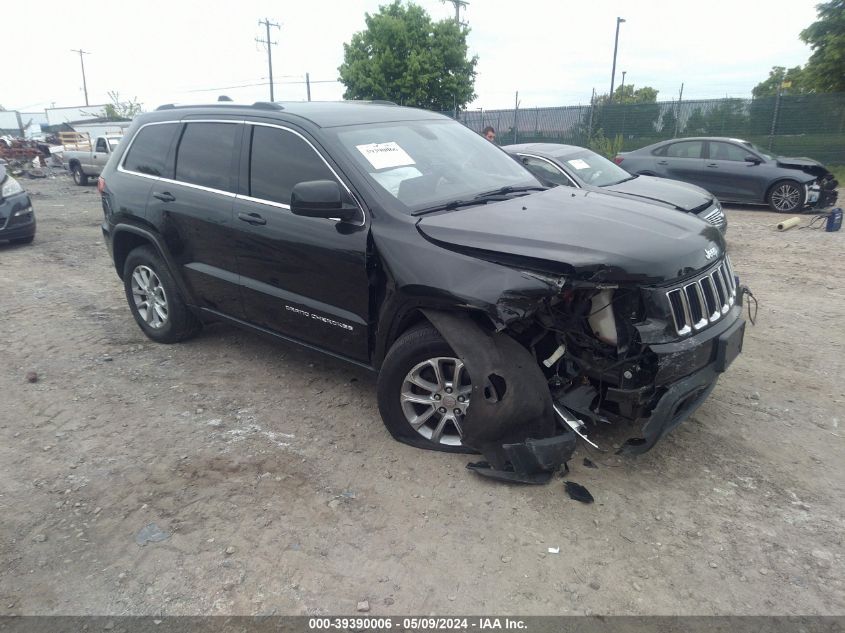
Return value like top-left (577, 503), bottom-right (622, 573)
top-left (583, 458), bottom-right (598, 469)
top-left (565, 481), bottom-right (594, 504)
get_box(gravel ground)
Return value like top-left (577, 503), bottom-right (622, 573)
top-left (1, 174), bottom-right (843, 616)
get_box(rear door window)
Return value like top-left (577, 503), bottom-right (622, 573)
top-left (174, 122), bottom-right (239, 193)
top-left (122, 123), bottom-right (180, 177)
top-left (665, 141), bottom-right (704, 159)
top-left (249, 125), bottom-right (337, 206)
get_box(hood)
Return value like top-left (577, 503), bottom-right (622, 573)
top-left (599, 175), bottom-right (713, 212)
top-left (416, 187), bottom-right (726, 285)
top-left (775, 156), bottom-right (832, 179)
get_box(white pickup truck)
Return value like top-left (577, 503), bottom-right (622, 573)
top-left (62, 134), bottom-right (123, 185)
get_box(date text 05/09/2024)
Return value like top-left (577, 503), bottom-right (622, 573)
top-left (307, 617), bottom-right (527, 630)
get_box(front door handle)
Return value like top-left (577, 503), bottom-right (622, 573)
top-left (657, 160), bottom-right (668, 165)
top-left (238, 211), bottom-right (267, 226)
top-left (153, 191), bottom-right (175, 202)
top-left (706, 163), bottom-right (719, 168)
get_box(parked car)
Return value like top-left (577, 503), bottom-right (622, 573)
top-left (99, 101), bottom-right (747, 483)
top-left (0, 163), bottom-right (36, 244)
top-left (615, 137), bottom-right (838, 213)
top-left (64, 134), bottom-right (123, 185)
top-left (504, 143), bottom-right (727, 233)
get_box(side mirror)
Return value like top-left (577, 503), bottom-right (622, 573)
top-left (745, 155), bottom-right (761, 164)
top-left (291, 180), bottom-right (359, 221)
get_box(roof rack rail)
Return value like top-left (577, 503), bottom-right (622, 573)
top-left (369, 100), bottom-right (397, 106)
top-left (154, 101), bottom-right (285, 112)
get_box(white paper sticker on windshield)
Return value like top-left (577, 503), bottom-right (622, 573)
top-left (356, 142), bottom-right (416, 170)
top-left (567, 159), bottom-right (591, 170)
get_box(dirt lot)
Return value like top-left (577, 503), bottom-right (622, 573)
top-left (1, 174), bottom-right (843, 616)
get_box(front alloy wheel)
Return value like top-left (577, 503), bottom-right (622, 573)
top-left (130, 265), bottom-right (169, 329)
top-left (400, 356), bottom-right (471, 446)
top-left (769, 182), bottom-right (804, 212)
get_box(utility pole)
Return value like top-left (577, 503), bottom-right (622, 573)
top-left (70, 49), bottom-right (90, 106)
top-left (256, 18), bottom-right (280, 101)
top-left (608, 17), bottom-right (625, 104)
top-left (305, 72), bottom-right (311, 101)
top-left (443, 0), bottom-right (468, 25)
top-left (674, 82), bottom-right (684, 138)
top-left (513, 90), bottom-right (520, 144)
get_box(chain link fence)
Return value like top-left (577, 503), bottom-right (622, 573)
top-left (443, 92), bottom-right (845, 164)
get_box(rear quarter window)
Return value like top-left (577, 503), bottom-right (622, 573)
top-left (122, 123), bottom-right (180, 177)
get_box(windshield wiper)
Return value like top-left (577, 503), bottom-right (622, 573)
top-left (412, 198), bottom-right (490, 216)
top-left (472, 185), bottom-right (548, 199)
top-left (411, 185), bottom-right (548, 217)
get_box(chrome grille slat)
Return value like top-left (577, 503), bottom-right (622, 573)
top-left (665, 257), bottom-right (737, 337)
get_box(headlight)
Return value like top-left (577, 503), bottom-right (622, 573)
top-left (1, 176), bottom-right (23, 198)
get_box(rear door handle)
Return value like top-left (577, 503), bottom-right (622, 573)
top-left (153, 191), bottom-right (175, 202)
top-left (657, 160), bottom-right (668, 165)
top-left (238, 211), bottom-right (267, 226)
top-left (706, 163), bottom-right (719, 168)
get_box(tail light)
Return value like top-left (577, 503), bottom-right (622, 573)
top-left (97, 176), bottom-right (105, 194)
top-left (613, 156), bottom-right (624, 165)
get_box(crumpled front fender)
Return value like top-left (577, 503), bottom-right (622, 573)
top-left (422, 309), bottom-right (576, 483)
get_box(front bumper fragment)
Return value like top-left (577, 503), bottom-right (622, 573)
top-left (619, 315), bottom-right (745, 454)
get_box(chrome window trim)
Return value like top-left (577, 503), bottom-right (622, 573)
top-left (516, 153), bottom-right (579, 188)
top-left (117, 119), bottom-right (184, 180)
top-left (116, 119), bottom-right (367, 227)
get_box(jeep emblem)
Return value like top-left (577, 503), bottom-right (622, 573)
top-left (704, 246), bottom-right (719, 260)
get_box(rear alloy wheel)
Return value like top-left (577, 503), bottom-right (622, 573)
top-left (768, 180), bottom-right (805, 213)
top-left (72, 165), bottom-right (88, 186)
top-left (377, 325), bottom-right (476, 453)
top-left (122, 245), bottom-right (201, 343)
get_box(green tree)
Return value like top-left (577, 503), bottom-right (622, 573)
top-left (590, 84), bottom-right (661, 138)
top-left (683, 100), bottom-right (749, 136)
top-left (800, 0), bottom-right (845, 93)
top-left (338, 1), bottom-right (478, 110)
top-left (102, 91), bottom-right (143, 120)
top-left (752, 66), bottom-right (810, 97)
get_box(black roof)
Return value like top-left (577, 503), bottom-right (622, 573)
top-left (150, 100), bottom-right (446, 128)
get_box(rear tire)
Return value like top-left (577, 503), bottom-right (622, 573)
top-left (377, 324), bottom-right (476, 454)
top-left (767, 180), bottom-right (805, 213)
top-left (72, 164), bottom-right (88, 186)
top-left (122, 245), bottom-right (201, 343)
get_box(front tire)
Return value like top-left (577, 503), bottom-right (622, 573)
top-left (122, 245), bottom-right (201, 343)
top-left (377, 324), bottom-right (475, 454)
top-left (768, 180), bottom-right (805, 213)
top-left (72, 165), bottom-right (88, 186)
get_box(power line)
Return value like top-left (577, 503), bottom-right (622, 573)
top-left (70, 49), bottom-right (90, 106)
top-left (186, 79), bottom-right (338, 93)
top-left (256, 18), bottom-right (280, 101)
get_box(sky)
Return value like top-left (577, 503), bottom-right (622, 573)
top-left (2, 0), bottom-right (821, 114)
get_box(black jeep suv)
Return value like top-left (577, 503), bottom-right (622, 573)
top-left (99, 101), bottom-right (747, 482)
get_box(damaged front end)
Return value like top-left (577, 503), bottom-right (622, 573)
top-left (419, 255), bottom-right (746, 482)
top-left (777, 157), bottom-right (840, 209)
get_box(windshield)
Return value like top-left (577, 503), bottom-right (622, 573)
top-left (331, 119), bottom-right (539, 213)
top-left (557, 149), bottom-right (632, 187)
top-left (742, 141), bottom-right (774, 161)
